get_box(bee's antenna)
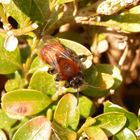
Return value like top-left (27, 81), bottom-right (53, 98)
top-left (82, 83), bottom-right (100, 89)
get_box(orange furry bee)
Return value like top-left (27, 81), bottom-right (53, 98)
top-left (40, 40), bottom-right (84, 88)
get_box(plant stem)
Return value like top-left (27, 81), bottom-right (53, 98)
top-left (23, 37), bottom-right (39, 79)
top-left (11, 24), bottom-right (38, 36)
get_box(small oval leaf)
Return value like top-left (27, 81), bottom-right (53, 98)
top-left (79, 96), bottom-right (95, 118)
top-left (12, 116), bottom-right (52, 140)
top-left (85, 126), bottom-right (108, 140)
top-left (54, 93), bottom-right (79, 130)
top-left (52, 122), bottom-right (77, 140)
top-left (2, 89), bottom-right (52, 119)
top-left (95, 64), bottom-right (122, 89)
top-left (94, 112), bottom-right (127, 137)
top-left (0, 109), bottom-right (16, 129)
top-left (82, 66), bottom-right (114, 97)
top-left (29, 57), bottom-right (47, 73)
top-left (113, 128), bottom-right (137, 140)
top-left (29, 70), bottom-right (56, 96)
top-left (104, 5), bottom-right (140, 32)
top-left (104, 101), bottom-right (138, 130)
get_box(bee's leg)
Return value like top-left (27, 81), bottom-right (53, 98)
top-left (54, 74), bottom-right (61, 81)
top-left (48, 67), bottom-right (57, 74)
top-left (64, 81), bottom-right (71, 88)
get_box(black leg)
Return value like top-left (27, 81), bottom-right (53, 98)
top-left (48, 68), bottom-right (57, 74)
top-left (64, 81), bottom-right (71, 88)
top-left (54, 74), bottom-right (61, 81)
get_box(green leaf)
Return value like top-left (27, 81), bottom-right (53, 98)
top-left (5, 78), bottom-right (27, 92)
top-left (12, 116), bottom-right (52, 140)
top-left (0, 33), bottom-right (21, 74)
top-left (5, 71), bottom-right (27, 92)
top-left (113, 128), bottom-right (137, 140)
top-left (3, 0), bottom-right (50, 27)
top-left (77, 117), bottom-right (96, 134)
top-left (58, 38), bottom-right (93, 69)
top-left (79, 96), bottom-right (95, 118)
top-left (82, 66), bottom-right (114, 97)
top-left (20, 45), bottom-right (31, 63)
top-left (54, 93), bottom-right (79, 130)
top-left (57, 0), bottom-right (74, 4)
top-left (5, 78), bottom-right (26, 92)
top-left (1, 89), bottom-right (52, 119)
top-left (29, 57), bottom-right (46, 73)
top-left (104, 101), bottom-right (138, 130)
top-left (0, 109), bottom-right (17, 139)
top-left (0, 130), bottom-right (7, 140)
top-left (52, 122), bottom-right (77, 140)
top-left (0, 109), bottom-right (16, 129)
top-left (82, 64), bottom-right (122, 97)
top-left (29, 70), bottom-right (56, 96)
top-left (95, 64), bottom-right (122, 89)
top-left (105, 5), bottom-right (140, 32)
top-left (85, 126), bottom-right (108, 140)
top-left (94, 112), bottom-right (127, 137)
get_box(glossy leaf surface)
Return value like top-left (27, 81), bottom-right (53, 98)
top-left (54, 93), bottom-right (79, 130)
top-left (94, 112), bottom-right (127, 137)
top-left (12, 116), bottom-right (51, 140)
top-left (2, 89), bottom-right (52, 119)
top-left (0, 33), bottom-right (21, 74)
top-left (104, 101), bottom-right (138, 130)
top-left (0, 109), bottom-right (16, 129)
top-left (95, 64), bottom-right (122, 89)
top-left (29, 57), bottom-right (46, 73)
top-left (82, 66), bottom-right (114, 97)
top-left (113, 128), bottom-right (137, 140)
top-left (105, 6), bottom-right (140, 32)
top-left (79, 96), bottom-right (95, 118)
top-left (52, 122), bottom-right (77, 140)
top-left (85, 126), bottom-right (108, 140)
top-left (29, 70), bottom-right (56, 96)
top-left (5, 71), bottom-right (26, 92)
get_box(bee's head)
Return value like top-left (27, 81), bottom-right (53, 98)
top-left (65, 72), bottom-right (84, 88)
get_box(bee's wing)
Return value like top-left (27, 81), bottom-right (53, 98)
top-left (40, 45), bottom-right (59, 68)
top-left (45, 41), bottom-right (74, 61)
top-left (42, 41), bottom-right (78, 68)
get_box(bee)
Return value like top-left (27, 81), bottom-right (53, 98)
top-left (40, 40), bottom-right (84, 88)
